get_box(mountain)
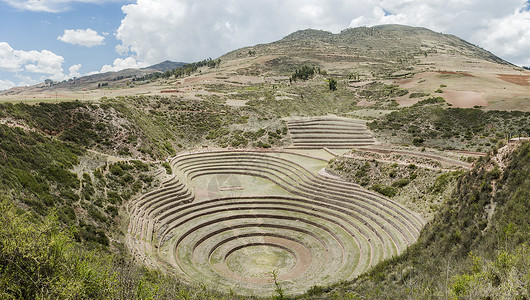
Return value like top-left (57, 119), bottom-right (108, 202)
top-left (2, 24), bottom-right (528, 110)
top-left (0, 60), bottom-right (187, 94)
top-left (222, 24), bottom-right (512, 73)
top-left (142, 60), bottom-right (187, 72)
top-left (215, 24), bottom-right (528, 110)
top-left (282, 25), bottom-right (508, 64)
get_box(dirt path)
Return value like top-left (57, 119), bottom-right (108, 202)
top-left (86, 148), bottom-right (164, 164)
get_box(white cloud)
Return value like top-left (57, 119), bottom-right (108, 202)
top-left (68, 64), bottom-right (82, 77)
top-left (0, 42), bottom-right (87, 86)
top-left (478, 8), bottom-right (530, 66)
top-left (0, 42), bottom-right (64, 74)
top-left (115, 0), bottom-right (366, 64)
top-left (100, 57), bottom-right (148, 73)
top-left (0, 42), bottom-right (20, 72)
top-left (22, 50), bottom-right (64, 74)
top-left (1, 0), bottom-right (123, 13)
top-left (15, 74), bottom-right (40, 87)
top-left (114, 0), bottom-right (530, 66)
top-left (0, 79), bottom-right (16, 91)
top-left (58, 28), bottom-right (105, 47)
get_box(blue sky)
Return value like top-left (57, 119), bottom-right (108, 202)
top-left (1, 0), bottom-right (530, 90)
top-left (1, 2), bottom-right (124, 66)
top-left (0, 0), bottom-right (131, 89)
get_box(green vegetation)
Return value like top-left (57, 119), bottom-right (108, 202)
top-left (411, 96), bottom-right (446, 107)
top-left (0, 123), bottom-right (81, 215)
top-left (272, 270), bottom-right (285, 299)
top-left (409, 92), bottom-right (430, 98)
top-left (372, 183), bottom-right (397, 197)
top-left (0, 198), bottom-right (247, 299)
top-left (106, 96), bottom-right (268, 153)
top-left (430, 171), bottom-right (466, 194)
top-left (0, 102), bottom-right (255, 299)
top-left (132, 58), bottom-right (221, 82)
top-left (355, 82), bottom-right (407, 108)
top-left (0, 119), bottom-right (162, 247)
top-left (291, 65), bottom-right (318, 81)
top-left (328, 155), bottom-right (457, 217)
top-left (328, 78), bottom-right (337, 91)
top-left (369, 106), bottom-right (530, 151)
top-left (308, 142), bottom-right (530, 299)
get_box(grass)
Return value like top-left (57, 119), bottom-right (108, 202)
top-left (304, 142), bottom-right (530, 299)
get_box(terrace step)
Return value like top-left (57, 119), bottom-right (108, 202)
top-left (127, 149), bottom-right (424, 295)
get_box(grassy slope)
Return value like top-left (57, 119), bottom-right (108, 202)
top-left (0, 197), bottom-right (251, 299)
top-left (368, 99), bottom-right (530, 152)
top-left (303, 142), bottom-right (530, 299)
top-left (327, 155), bottom-right (465, 219)
top-left (0, 101), bottom-right (255, 299)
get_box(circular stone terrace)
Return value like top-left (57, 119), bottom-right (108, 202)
top-left (126, 116), bottom-right (425, 296)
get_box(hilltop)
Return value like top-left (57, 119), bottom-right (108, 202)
top-left (1, 24), bottom-right (529, 110)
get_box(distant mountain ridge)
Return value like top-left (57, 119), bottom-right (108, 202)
top-left (142, 60), bottom-right (187, 72)
top-left (0, 60), bottom-right (187, 94)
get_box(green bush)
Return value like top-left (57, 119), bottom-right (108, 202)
top-left (409, 92), bottom-right (430, 98)
top-left (372, 184), bottom-right (397, 197)
top-left (413, 137), bottom-right (424, 146)
top-left (392, 178), bottom-right (411, 188)
top-left (109, 164), bottom-right (125, 176)
top-left (291, 65), bottom-right (316, 81)
top-left (162, 162), bottom-right (172, 175)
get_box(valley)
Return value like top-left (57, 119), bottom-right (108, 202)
top-left (0, 25), bottom-right (528, 299)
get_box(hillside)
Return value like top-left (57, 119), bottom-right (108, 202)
top-left (0, 60), bottom-right (186, 96)
top-left (1, 24), bottom-right (529, 110)
top-left (306, 141), bottom-right (530, 299)
top-left (0, 25), bottom-right (528, 299)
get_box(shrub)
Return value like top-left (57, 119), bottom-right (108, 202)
top-left (328, 78), bottom-right (337, 91)
top-left (409, 92), bottom-right (430, 98)
top-left (109, 165), bottom-right (124, 176)
top-left (372, 184), bottom-right (397, 197)
top-left (413, 137), bottom-right (424, 146)
top-left (291, 65), bottom-right (316, 81)
top-left (162, 162), bottom-right (172, 175)
top-left (392, 178), bottom-right (411, 188)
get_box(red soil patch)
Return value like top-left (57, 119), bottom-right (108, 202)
top-left (437, 71), bottom-right (474, 77)
top-left (443, 90), bottom-right (487, 108)
top-left (497, 74), bottom-right (530, 86)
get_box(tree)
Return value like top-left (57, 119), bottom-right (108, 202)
top-left (291, 65), bottom-right (315, 81)
top-left (328, 78), bottom-right (337, 91)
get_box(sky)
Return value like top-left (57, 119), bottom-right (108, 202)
top-left (1, 0), bottom-right (530, 91)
